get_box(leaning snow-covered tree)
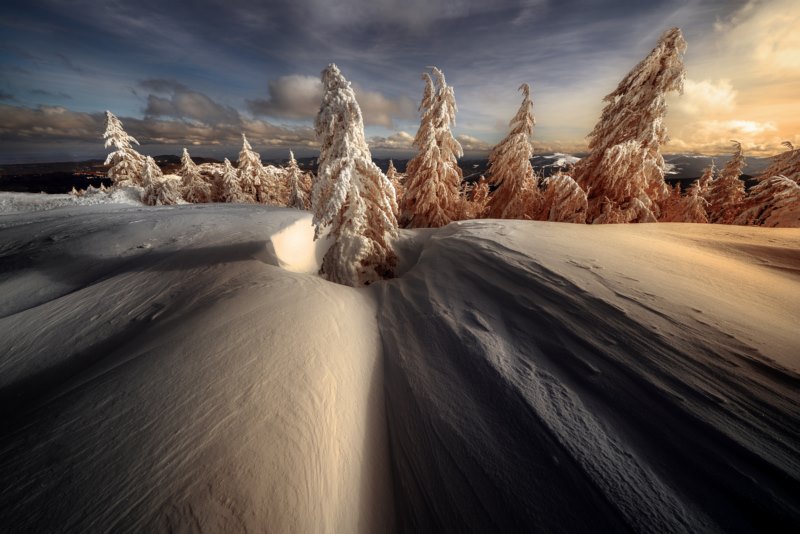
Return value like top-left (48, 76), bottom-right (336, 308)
top-left (142, 156), bottom-right (182, 206)
top-left (179, 148), bottom-right (212, 203)
top-left (706, 141), bottom-right (746, 224)
top-left (401, 67), bottom-right (464, 228)
top-left (221, 158), bottom-right (249, 203)
top-left (286, 151), bottom-right (309, 210)
top-left (486, 83), bottom-right (542, 219)
top-left (103, 110), bottom-right (145, 186)
top-left (734, 175), bottom-right (800, 227)
top-left (312, 64), bottom-right (398, 286)
top-left (696, 163), bottom-right (716, 195)
top-left (756, 142), bottom-right (800, 183)
top-left (572, 28), bottom-right (686, 223)
top-left (536, 173), bottom-right (588, 223)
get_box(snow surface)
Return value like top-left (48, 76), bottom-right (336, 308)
top-left (1, 195), bottom-right (798, 532)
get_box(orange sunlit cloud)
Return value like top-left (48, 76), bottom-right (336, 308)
top-left (665, 0), bottom-right (800, 156)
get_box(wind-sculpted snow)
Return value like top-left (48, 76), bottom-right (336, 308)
top-left (377, 221), bottom-right (800, 533)
top-left (1, 199), bottom-right (798, 532)
top-left (0, 204), bottom-right (393, 533)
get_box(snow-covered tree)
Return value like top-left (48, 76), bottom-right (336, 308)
top-left (659, 180), bottom-right (709, 223)
top-left (179, 148), bottom-right (212, 203)
top-left (756, 142), bottom-right (800, 183)
top-left (697, 163), bottom-right (715, 194)
top-left (706, 141), bottom-right (746, 224)
top-left (386, 160), bottom-right (405, 207)
top-left (572, 28), bottom-right (686, 223)
top-left (401, 67), bottom-right (464, 228)
top-left (222, 158), bottom-right (249, 203)
top-left (312, 64), bottom-right (398, 286)
top-left (734, 175), bottom-right (800, 227)
top-left (658, 183), bottom-right (684, 221)
top-left (536, 174), bottom-right (588, 223)
top-left (465, 177), bottom-right (490, 219)
top-left (142, 156), bottom-right (182, 206)
top-left (103, 110), bottom-right (145, 186)
top-left (486, 83), bottom-right (542, 219)
top-left (286, 150), bottom-right (309, 210)
top-left (237, 134), bottom-right (268, 203)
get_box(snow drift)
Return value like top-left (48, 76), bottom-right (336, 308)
top-left (1, 198), bottom-right (798, 532)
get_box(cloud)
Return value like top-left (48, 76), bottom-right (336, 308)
top-left (30, 89), bottom-right (72, 100)
top-left (0, 103), bottom-right (317, 155)
top-left (0, 91), bottom-right (15, 101)
top-left (456, 134), bottom-right (492, 152)
top-left (141, 79), bottom-right (241, 126)
top-left (247, 74), bottom-right (417, 127)
top-left (713, 0), bottom-right (800, 76)
top-left (675, 79), bottom-right (737, 115)
top-left (0, 105), bottom-right (102, 142)
top-left (368, 131), bottom-right (415, 151)
top-left (246, 75), bottom-right (322, 120)
top-left (668, 119), bottom-right (787, 156)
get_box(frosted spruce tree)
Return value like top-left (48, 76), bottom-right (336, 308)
top-left (536, 174), bottom-right (588, 223)
top-left (756, 142), bottom-right (800, 183)
top-left (141, 156), bottom-right (182, 206)
top-left (222, 158), bottom-right (249, 203)
top-left (401, 67), bottom-right (464, 228)
top-left (734, 175), bottom-right (800, 227)
top-left (238, 134), bottom-right (271, 203)
top-left (572, 28), bottom-right (686, 223)
top-left (286, 151), bottom-right (309, 210)
top-left (660, 179), bottom-right (709, 223)
top-left (386, 160), bottom-right (405, 208)
top-left (706, 141), bottom-right (746, 224)
top-left (103, 111), bottom-right (145, 186)
top-left (696, 163), bottom-right (716, 195)
top-left (658, 183), bottom-right (684, 221)
top-left (179, 148), bottom-right (212, 203)
top-left (312, 64), bottom-right (398, 286)
top-left (486, 83), bottom-right (542, 219)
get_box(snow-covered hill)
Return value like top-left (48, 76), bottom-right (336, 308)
top-left (1, 197), bottom-right (798, 532)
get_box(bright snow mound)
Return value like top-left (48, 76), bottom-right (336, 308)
top-left (1, 199), bottom-right (798, 533)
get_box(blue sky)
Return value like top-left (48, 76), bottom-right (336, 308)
top-left (1, 0), bottom-right (797, 163)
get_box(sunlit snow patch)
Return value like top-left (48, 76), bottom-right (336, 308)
top-left (263, 215), bottom-right (332, 274)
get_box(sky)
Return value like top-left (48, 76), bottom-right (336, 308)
top-left (0, 0), bottom-right (798, 163)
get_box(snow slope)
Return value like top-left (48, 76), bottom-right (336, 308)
top-left (1, 196), bottom-right (798, 532)
top-left (0, 203), bottom-right (393, 533)
top-left (379, 221), bottom-right (800, 533)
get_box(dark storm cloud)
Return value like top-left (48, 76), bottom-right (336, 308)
top-left (141, 79), bottom-right (242, 126)
top-left (247, 75), bottom-right (416, 127)
top-left (0, 104), bottom-right (316, 151)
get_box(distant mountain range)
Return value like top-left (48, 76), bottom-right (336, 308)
top-left (0, 153), bottom-right (773, 194)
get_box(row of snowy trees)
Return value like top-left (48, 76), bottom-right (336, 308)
top-left (100, 111), bottom-right (312, 208)
top-left (97, 28), bottom-right (798, 285)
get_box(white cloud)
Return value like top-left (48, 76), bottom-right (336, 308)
top-left (368, 131), bottom-right (415, 150)
top-left (668, 119), bottom-right (785, 156)
top-left (675, 79), bottom-right (737, 115)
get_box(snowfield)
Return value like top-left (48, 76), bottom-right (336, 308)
top-left (1, 196), bottom-right (798, 532)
